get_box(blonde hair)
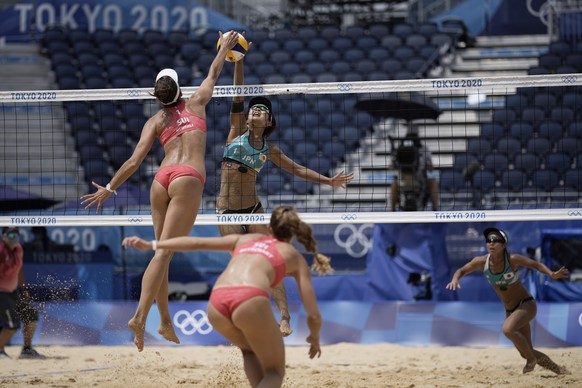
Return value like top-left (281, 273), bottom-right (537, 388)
top-left (270, 206), bottom-right (334, 275)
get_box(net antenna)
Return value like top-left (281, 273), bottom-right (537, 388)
top-left (2, 73), bottom-right (582, 227)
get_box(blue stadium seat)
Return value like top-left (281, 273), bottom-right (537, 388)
top-left (500, 170), bottom-right (527, 192)
top-left (291, 178), bottom-right (314, 195)
top-left (393, 70), bottom-right (416, 80)
top-left (320, 26), bottom-right (341, 40)
top-left (282, 126), bottom-right (307, 143)
top-left (472, 170), bottom-right (496, 192)
top-left (568, 121), bottom-right (582, 139)
top-left (492, 108), bottom-right (517, 125)
top-left (368, 47), bottom-right (390, 62)
top-left (480, 123), bottom-right (506, 143)
top-left (513, 153), bottom-right (540, 177)
top-left (453, 154), bottom-right (478, 172)
top-left (368, 71), bottom-right (390, 81)
top-left (561, 92), bottom-right (582, 109)
top-left (296, 27), bottom-right (318, 41)
top-left (85, 77), bottom-right (108, 89)
top-left (353, 59), bottom-right (377, 74)
top-left (54, 63), bottom-right (78, 80)
top-left (406, 57), bottom-right (428, 75)
top-left (269, 50), bottom-right (292, 64)
top-left (418, 22), bottom-right (438, 37)
top-left (293, 141), bottom-right (318, 163)
top-left (531, 169), bottom-right (559, 191)
top-left (405, 34), bottom-right (428, 51)
top-left (69, 29), bottom-right (92, 43)
top-left (537, 121), bottom-right (564, 143)
top-left (79, 145), bottom-right (106, 162)
top-left (393, 46), bottom-right (415, 62)
top-left (466, 138), bottom-right (492, 160)
top-left (301, 113), bottom-right (319, 128)
top-left (392, 23), bottom-right (414, 39)
top-left (72, 41), bottom-right (95, 56)
top-left (98, 115), bottom-right (124, 133)
top-left (528, 66), bottom-right (550, 75)
top-left (294, 50), bottom-right (316, 64)
top-left (290, 73), bottom-right (312, 83)
top-left (563, 169), bottom-right (582, 190)
top-left (380, 58), bottom-right (403, 75)
top-left (153, 53), bottom-right (174, 69)
top-left (65, 101), bottom-right (91, 118)
top-left (368, 23), bottom-right (390, 39)
top-left (564, 53), bottom-right (582, 71)
top-left (548, 41), bottom-right (572, 58)
top-left (310, 127), bottom-right (333, 146)
top-left (354, 36), bottom-right (377, 50)
top-left (307, 37), bottom-right (329, 51)
top-left (508, 122), bottom-right (534, 145)
top-left (555, 137), bottom-right (581, 158)
top-left (338, 125), bottom-right (360, 148)
top-left (259, 39), bottom-right (281, 52)
top-left (83, 159), bottom-right (111, 180)
top-left (483, 154), bottom-right (509, 176)
top-left (545, 152), bottom-right (572, 176)
top-left (324, 112), bottom-right (345, 128)
top-left (525, 137), bottom-right (551, 157)
top-left (505, 94), bottom-right (529, 112)
top-left (430, 33), bottom-right (453, 49)
top-left (344, 48), bottom-right (366, 62)
top-left (260, 171), bottom-right (287, 195)
top-left (80, 64), bottom-right (104, 80)
top-left (418, 45), bottom-right (439, 61)
top-left (283, 38), bottom-right (305, 52)
top-left (77, 52), bottom-right (101, 67)
top-left (538, 54), bottom-right (561, 71)
top-left (329, 60), bottom-right (352, 75)
top-left (108, 144), bottom-right (133, 169)
top-left (315, 72), bottom-right (338, 83)
top-left (274, 28), bottom-right (294, 41)
top-left (142, 29), bottom-right (165, 45)
top-left (496, 138), bottom-right (522, 160)
top-left (307, 155), bottom-right (332, 175)
top-left (92, 101), bottom-right (117, 116)
top-left (439, 169), bottom-right (466, 193)
top-left (331, 36), bottom-right (354, 50)
top-left (380, 35), bottom-right (402, 52)
top-left (180, 41), bottom-right (203, 63)
top-left (550, 107), bottom-right (575, 126)
top-left (75, 129), bottom-right (97, 148)
top-left (321, 140), bottom-right (346, 163)
top-left (255, 62), bottom-right (276, 78)
top-left (280, 62), bottom-right (302, 77)
top-left (275, 113), bottom-right (293, 129)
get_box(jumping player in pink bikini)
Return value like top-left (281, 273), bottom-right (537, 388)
top-left (122, 205), bottom-right (332, 387)
top-left (81, 31), bottom-right (240, 352)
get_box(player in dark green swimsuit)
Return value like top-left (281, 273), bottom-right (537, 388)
top-left (447, 227), bottom-right (570, 375)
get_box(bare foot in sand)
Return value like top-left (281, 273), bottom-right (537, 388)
top-left (523, 359), bottom-right (536, 373)
top-left (158, 322), bottom-right (180, 345)
top-left (537, 354), bottom-right (568, 374)
top-left (128, 318), bottom-right (145, 352)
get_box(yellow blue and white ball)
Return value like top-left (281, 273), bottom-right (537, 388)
top-left (217, 32), bottom-right (249, 62)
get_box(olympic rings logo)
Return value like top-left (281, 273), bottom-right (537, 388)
top-left (561, 75), bottom-right (577, 84)
top-left (579, 312), bottom-right (582, 327)
top-left (173, 309), bottom-right (213, 335)
top-left (127, 90), bottom-right (142, 97)
top-left (567, 210), bottom-right (582, 217)
top-left (337, 84), bottom-right (353, 92)
top-left (127, 217), bottom-right (143, 223)
top-left (334, 223), bottom-right (374, 258)
top-left (341, 214), bottom-right (358, 221)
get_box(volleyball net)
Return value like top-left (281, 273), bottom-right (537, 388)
top-left (2, 73), bottom-right (582, 227)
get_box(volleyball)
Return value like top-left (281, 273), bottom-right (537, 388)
top-left (217, 32), bottom-right (249, 62)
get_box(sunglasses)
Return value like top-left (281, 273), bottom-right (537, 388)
top-left (250, 104), bottom-right (270, 113)
top-left (485, 237), bottom-right (504, 244)
top-left (6, 232), bottom-right (19, 239)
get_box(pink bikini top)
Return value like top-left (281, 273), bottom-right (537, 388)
top-left (233, 237), bottom-right (287, 287)
top-left (158, 100), bottom-right (207, 147)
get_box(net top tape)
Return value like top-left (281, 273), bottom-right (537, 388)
top-left (2, 74), bottom-right (580, 103)
top-left (2, 208), bottom-right (582, 226)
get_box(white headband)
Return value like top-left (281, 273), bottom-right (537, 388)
top-left (155, 68), bottom-right (180, 105)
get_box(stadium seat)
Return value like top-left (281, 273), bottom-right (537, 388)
top-left (320, 26), bottom-right (341, 40)
top-left (393, 46), bottom-right (415, 62)
top-left (321, 140), bottom-right (346, 163)
top-left (418, 45), bottom-right (439, 61)
top-left (354, 36), bottom-right (377, 50)
top-left (380, 58), bottom-right (403, 75)
top-left (483, 154), bottom-right (509, 176)
top-left (380, 35), bottom-right (402, 52)
top-left (291, 178), bottom-right (314, 195)
top-left (83, 159), bottom-right (111, 180)
top-left (85, 77), bottom-right (108, 89)
top-left (505, 94), bottom-right (529, 112)
top-left (430, 33), bottom-right (453, 49)
top-left (528, 66), bottom-right (550, 75)
top-left (508, 122), bottom-right (534, 145)
top-left (368, 23), bottom-right (390, 39)
top-left (296, 27), bottom-right (318, 41)
top-left (492, 108), bottom-right (517, 125)
top-left (331, 36), bottom-right (354, 50)
top-left (338, 125), bottom-right (360, 148)
top-left (561, 92), bottom-right (582, 109)
top-left (466, 138), bottom-right (492, 160)
top-left (418, 22), bottom-right (438, 37)
top-left (305, 61), bottom-right (328, 76)
top-left (563, 169), bottom-right (582, 190)
top-left (406, 57), bottom-right (429, 75)
top-left (548, 40), bottom-right (572, 58)
top-left (108, 144), bottom-right (133, 169)
top-left (290, 73), bottom-right (312, 83)
top-left (538, 54), bottom-right (561, 71)
top-left (354, 59), bottom-right (377, 74)
top-left (102, 131), bottom-right (127, 148)
top-left (294, 50), bottom-right (316, 64)
top-left (496, 138), bottom-right (522, 160)
top-left (78, 145), bottom-right (106, 162)
top-left (405, 34), bottom-right (428, 51)
top-left (344, 48), bottom-right (366, 63)
top-left (471, 170), bottom-right (496, 192)
top-left (500, 170), bottom-right (527, 192)
top-left (555, 137), bottom-right (581, 158)
top-left (568, 121), bottom-right (582, 139)
top-left (368, 47), bottom-right (390, 62)
top-left (452, 154), bottom-right (478, 173)
top-left (513, 153), bottom-right (540, 177)
top-left (392, 22), bottom-right (414, 39)
top-left (167, 30), bottom-right (189, 50)
top-left (537, 121), bottom-right (564, 143)
top-left (180, 42), bottom-right (203, 63)
top-left (531, 169), bottom-right (559, 191)
top-left (525, 137), bottom-right (551, 157)
top-left (315, 72), bottom-right (338, 83)
top-left (280, 63), bottom-right (302, 77)
top-left (293, 141), bottom-right (318, 163)
top-left (533, 92), bottom-right (557, 112)
top-left (439, 169), bottom-right (466, 193)
top-left (550, 107), bottom-right (575, 126)
top-left (117, 28), bottom-right (140, 45)
top-left (545, 152), bottom-right (572, 176)
top-left (307, 37), bottom-right (329, 51)
top-left (480, 123), bottom-right (506, 143)
top-left (260, 171), bottom-right (287, 195)
top-left (307, 155), bottom-right (332, 174)
top-left (282, 126), bottom-right (307, 143)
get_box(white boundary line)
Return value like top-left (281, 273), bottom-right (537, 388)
top-left (2, 208), bottom-right (582, 226)
top-left (1, 74), bottom-right (580, 102)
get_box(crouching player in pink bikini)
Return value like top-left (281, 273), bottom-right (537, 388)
top-left (122, 205), bottom-right (332, 387)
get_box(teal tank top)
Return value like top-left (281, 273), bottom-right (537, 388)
top-left (483, 251), bottom-right (518, 287)
top-left (223, 131), bottom-right (268, 173)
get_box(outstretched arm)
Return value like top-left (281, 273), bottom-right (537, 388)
top-left (122, 234), bottom-right (243, 252)
top-left (269, 144), bottom-right (354, 188)
top-left (446, 256), bottom-right (483, 290)
top-left (511, 254), bottom-right (569, 279)
top-left (227, 37), bottom-right (252, 144)
top-left (80, 118), bottom-right (158, 212)
top-left (293, 256), bottom-right (322, 359)
top-left (188, 31), bottom-right (240, 115)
